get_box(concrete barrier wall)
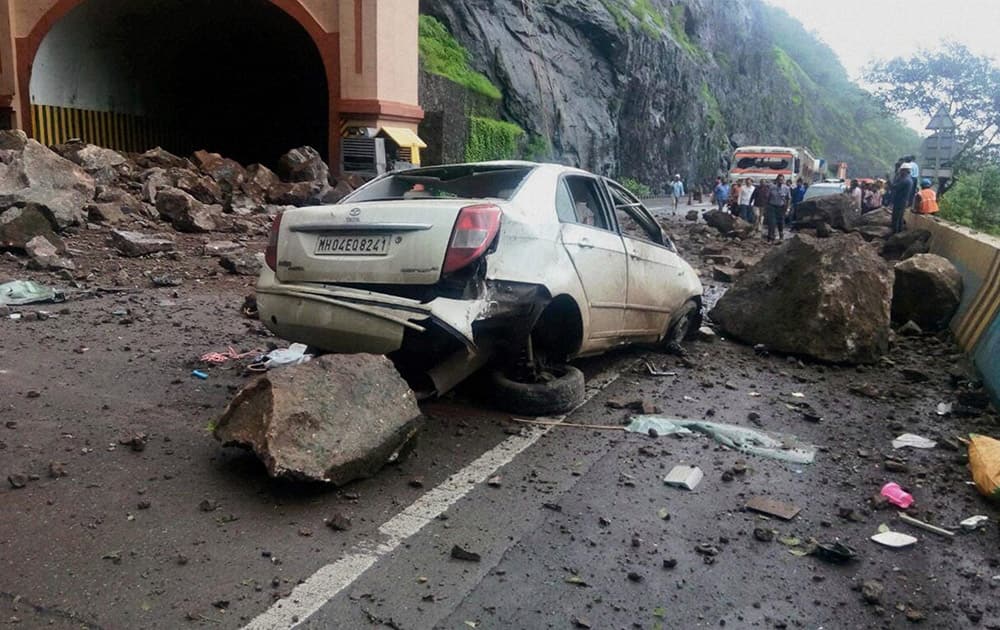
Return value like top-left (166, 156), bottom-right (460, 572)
top-left (909, 214), bottom-right (1000, 406)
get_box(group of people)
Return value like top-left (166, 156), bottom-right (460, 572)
top-left (705, 174), bottom-right (801, 242)
top-left (666, 154), bottom-right (941, 242)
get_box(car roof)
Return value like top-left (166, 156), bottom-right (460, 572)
top-left (399, 160), bottom-right (595, 179)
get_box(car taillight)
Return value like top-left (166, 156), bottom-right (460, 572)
top-left (442, 204), bottom-right (502, 274)
top-left (264, 212), bottom-right (283, 271)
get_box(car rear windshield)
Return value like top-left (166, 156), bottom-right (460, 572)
top-left (346, 165), bottom-right (534, 203)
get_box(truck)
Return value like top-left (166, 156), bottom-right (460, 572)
top-left (728, 145), bottom-right (823, 183)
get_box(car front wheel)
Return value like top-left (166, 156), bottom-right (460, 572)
top-left (664, 299), bottom-right (702, 346)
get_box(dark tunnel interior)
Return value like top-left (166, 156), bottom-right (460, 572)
top-left (30, 0), bottom-right (329, 166)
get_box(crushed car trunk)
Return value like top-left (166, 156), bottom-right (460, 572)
top-left (274, 200), bottom-right (469, 285)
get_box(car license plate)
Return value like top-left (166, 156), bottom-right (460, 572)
top-left (315, 235), bottom-right (391, 256)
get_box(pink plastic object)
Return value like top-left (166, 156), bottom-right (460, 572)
top-left (880, 482), bottom-right (914, 509)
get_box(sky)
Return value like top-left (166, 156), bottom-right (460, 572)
top-left (762, 0), bottom-right (1000, 131)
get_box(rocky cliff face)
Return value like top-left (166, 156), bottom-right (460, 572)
top-left (420, 0), bottom-right (915, 191)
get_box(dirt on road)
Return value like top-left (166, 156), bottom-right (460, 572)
top-left (2, 201), bottom-right (999, 629)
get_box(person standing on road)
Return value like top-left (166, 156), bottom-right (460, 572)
top-left (728, 179), bottom-right (742, 215)
top-left (738, 178), bottom-right (755, 223)
top-left (750, 178), bottom-right (769, 233)
top-left (669, 174), bottom-right (685, 212)
top-left (890, 164), bottom-right (915, 234)
top-left (790, 177), bottom-right (807, 224)
top-left (849, 179), bottom-right (863, 211)
top-left (913, 178), bottom-right (939, 215)
top-left (713, 177), bottom-right (729, 212)
top-left (765, 174), bottom-right (791, 242)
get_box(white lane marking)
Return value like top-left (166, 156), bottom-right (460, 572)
top-left (244, 360), bottom-right (635, 629)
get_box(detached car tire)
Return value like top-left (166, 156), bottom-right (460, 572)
top-left (490, 365), bottom-right (585, 416)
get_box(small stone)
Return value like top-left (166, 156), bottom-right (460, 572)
top-left (176, 554), bottom-right (189, 566)
top-left (47, 462), bottom-right (67, 478)
top-left (119, 432), bottom-right (148, 452)
top-left (450, 545), bottom-right (481, 562)
top-left (721, 470), bottom-right (734, 482)
top-left (753, 527), bottom-right (774, 542)
top-left (884, 459), bottom-right (909, 473)
top-left (662, 558), bottom-right (678, 569)
top-left (905, 608), bottom-right (925, 622)
top-left (409, 477), bottom-right (425, 488)
top-left (26, 390), bottom-right (41, 399)
top-left (862, 580), bottom-right (884, 605)
top-left (626, 571), bottom-right (643, 582)
top-left (325, 513), bottom-right (352, 531)
top-left (487, 475), bottom-right (502, 487)
top-left (137, 500), bottom-right (151, 510)
top-left (8, 473), bottom-right (27, 489)
top-left (198, 499), bottom-right (218, 512)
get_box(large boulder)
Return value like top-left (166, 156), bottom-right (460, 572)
top-left (703, 210), bottom-right (753, 239)
top-left (213, 354), bottom-right (424, 484)
top-left (192, 149), bottom-right (246, 194)
top-left (25, 235), bottom-right (74, 271)
top-left (710, 233), bottom-right (892, 363)
top-left (155, 186), bottom-right (221, 232)
top-left (881, 229), bottom-right (931, 261)
top-left (0, 139), bottom-right (96, 229)
top-left (134, 147), bottom-right (191, 170)
top-left (794, 193), bottom-right (857, 231)
top-left (855, 224), bottom-right (894, 242)
top-left (169, 167), bottom-right (223, 205)
top-left (855, 207), bottom-right (892, 228)
top-left (892, 254), bottom-right (963, 331)
top-left (109, 229), bottom-right (175, 257)
top-left (267, 180), bottom-right (330, 207)
top-left (277, 146), bottom-right (329, 183)
top-left (0, 205), bottom-right (64, 251)
top-left (52, 141), bottom-right (127, 185)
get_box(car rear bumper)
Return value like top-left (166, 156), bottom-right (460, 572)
top-left (256, 268), bottom-right (482, 354)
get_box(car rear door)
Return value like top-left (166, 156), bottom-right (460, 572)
top-left (605, 180), bottom-right (686, 338)
top-left (556, 175), bottom-right (628, 342)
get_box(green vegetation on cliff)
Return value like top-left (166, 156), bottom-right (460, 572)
top-left (760, 5), bottom-right (919, 176)
top-left (599, 0), bottom-right (664, 37)
top-left (418, 15), bottom-right (501, 100)
top-left (466, 116), bottom-right (525, 162)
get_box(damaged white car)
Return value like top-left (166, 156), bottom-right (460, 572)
top-left (257, 161), bottom-right (703, 414)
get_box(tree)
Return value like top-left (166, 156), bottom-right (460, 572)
top-left (866, 42), bottom-right (1000, 178)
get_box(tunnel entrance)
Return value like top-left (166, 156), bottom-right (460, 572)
top-left (29, 0), bottom-right (330, 166)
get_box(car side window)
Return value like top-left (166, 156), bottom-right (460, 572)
top-left (606, 181), bottom-right (664, 246)
top-left (555, 180), bottom-right (577, 223)
top-left (561, 176), bottom-right (612, 231)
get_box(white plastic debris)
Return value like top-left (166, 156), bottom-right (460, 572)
top-left (627, 416), bottom-right (817, 464)
top-left (871, 531), bottom-right (917, 548)
top-left (663, 465), bottom-right (703, 490)
top-left (936, 402), bottom-right (953, 416)
top-left (262, 343), bottom-right (312, 369)
top-left (960, 515), bottom-right (990, 531)
top-left (892, 433), bottom-right (937, 450)
top-left (0, 280), bottom-right (60, 306)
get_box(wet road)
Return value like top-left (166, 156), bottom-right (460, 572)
top-left (3, 202), bottom-right (999, 629)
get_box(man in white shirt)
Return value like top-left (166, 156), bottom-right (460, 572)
top-left (737, 178), bottom-right (755, 223)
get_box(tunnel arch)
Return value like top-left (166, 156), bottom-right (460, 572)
top-left (17, 0), bottom-right (339, 166)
